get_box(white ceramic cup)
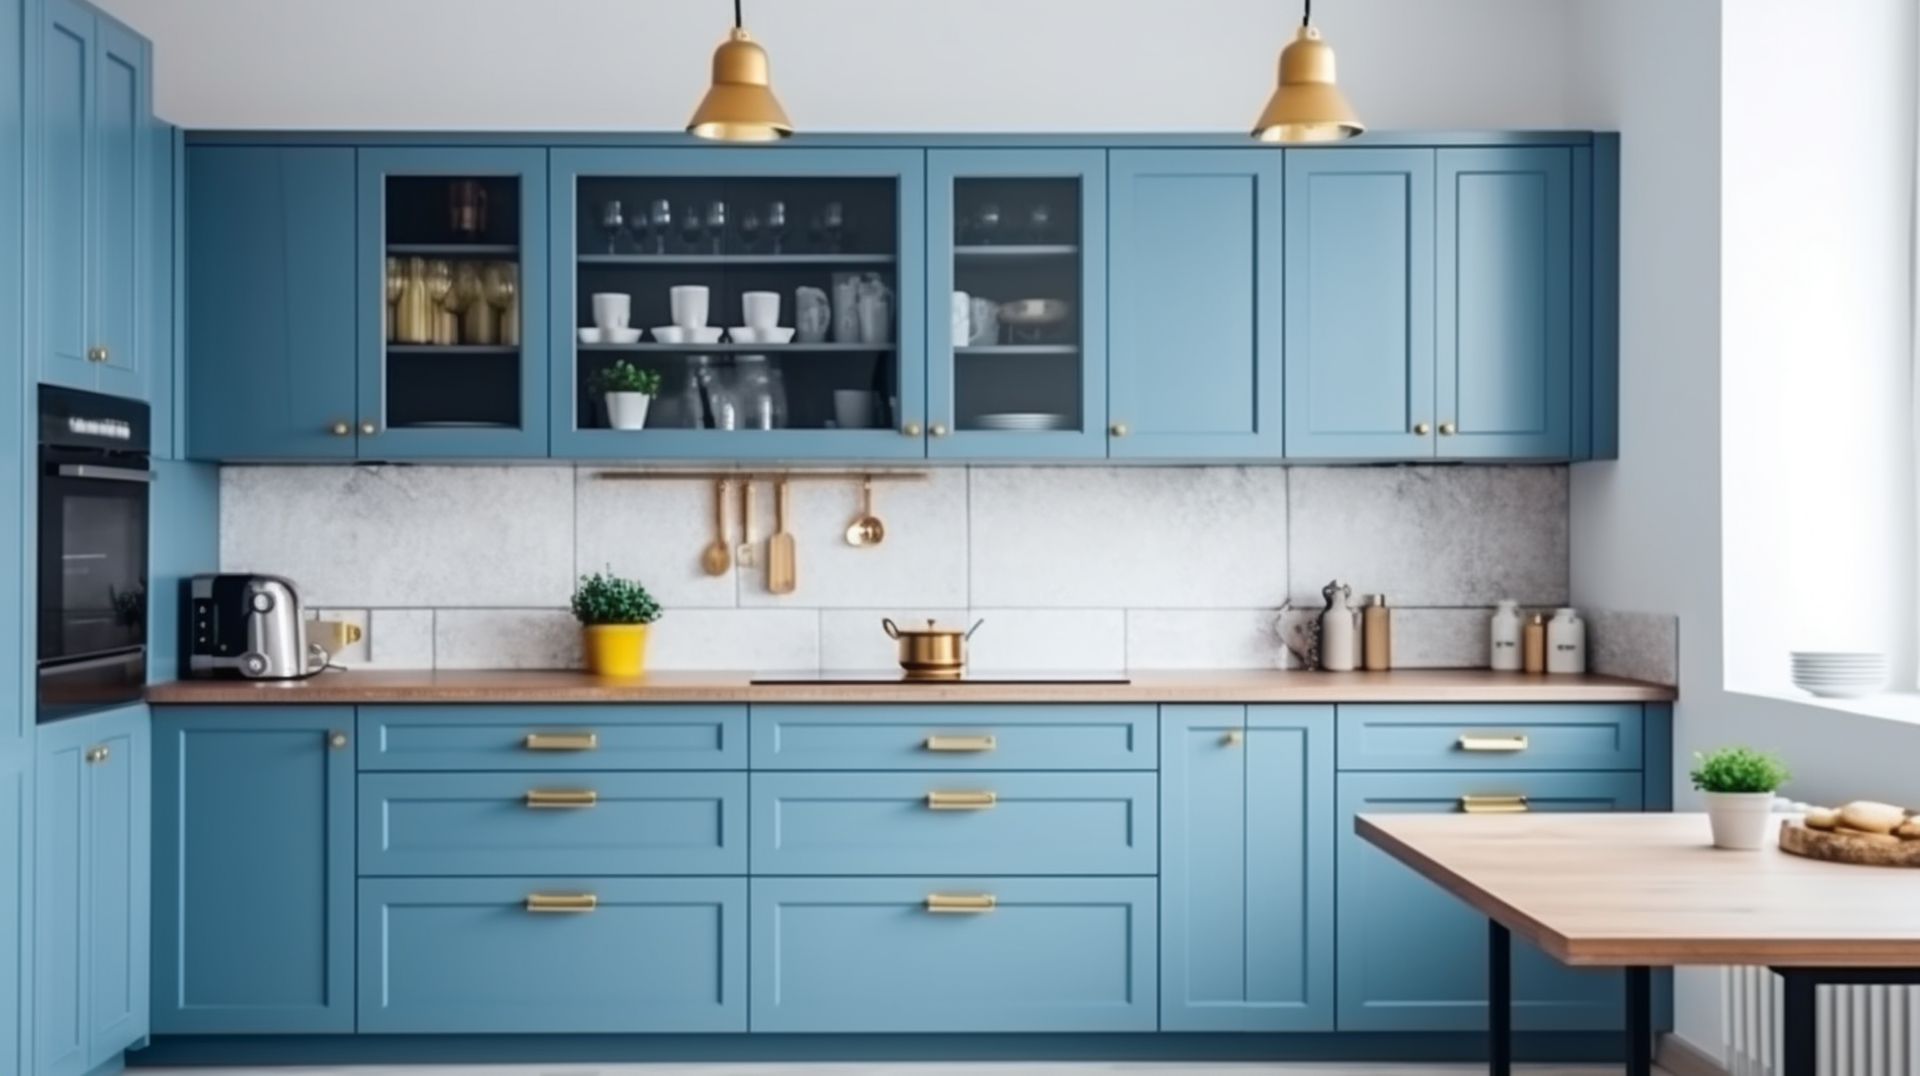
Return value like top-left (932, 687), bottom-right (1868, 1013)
top-left (832, 389), bottom-right (876, 430)
top-left (741, 291), bottom-right (781, 331)
top-left (670, 285), bottom-right (710, 329)
top-left (591, 293), bottom-right (631, 331)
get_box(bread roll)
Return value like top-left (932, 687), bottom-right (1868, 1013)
top-left (1896, 818), bottom-right (1920, 841)
top-left (1834, 825), bottom-right (1903, 845)
top-left (1804, 806), bottom-right (1840, 831)
top-left (1838, 800), bottom-right (1906, 835)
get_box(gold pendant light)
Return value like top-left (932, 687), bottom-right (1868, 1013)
top-left (687, 0), bottom-right (793, 142)
top-left (1252, 0), bottom-right (1363, 143)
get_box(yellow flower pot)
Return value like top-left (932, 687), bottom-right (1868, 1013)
top-left (583, 624), bottom-right (651, 678)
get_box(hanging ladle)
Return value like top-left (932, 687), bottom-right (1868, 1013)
top-left (844, 477), bottom-right (886, 547)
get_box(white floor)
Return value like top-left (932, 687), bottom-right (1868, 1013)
top-left (135, 1065), bottom-right (1674, 1075)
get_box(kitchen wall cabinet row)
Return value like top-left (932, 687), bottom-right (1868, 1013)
top-left (147, 700), bottom-right (1667, 1047)
top-left (184, 136), bottom-right (1619, 464)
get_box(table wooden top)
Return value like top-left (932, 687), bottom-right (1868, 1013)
top-left (145, 667), bottom-right (1675, 706)
top-left (1357, 813), bottom-right (1920, 968)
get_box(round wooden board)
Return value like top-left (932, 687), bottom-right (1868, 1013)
top-left (1780, 820), bottom-right (1920, 867)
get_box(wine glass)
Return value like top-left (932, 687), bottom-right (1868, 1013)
top-left (738, 208), bottom-right (762, 253)
top-left (678, 203), bottom-right (703, 254)
top-left (425, 260), bottom-right (456, 345)
top-left (647, 199), bottom-right (672, 255)
top-left (970, 202), bottom-right (1001, 245)
top-left (766, 201), bottom-right (788, 254)
top-left (384, 257), bottom-right (404, 342)
top-left (599, 200), bottom-right (625, 254)
top-left (483, 262), bottom-right (519, 346)
top-left (1027, 203), bottom-right (1055, 244)
top-left (705, 200), bottom-right (727, 256)
top-left (820, 201), bottom-right (845, 253)
top-left (627, 209), bottom-right (651, 255)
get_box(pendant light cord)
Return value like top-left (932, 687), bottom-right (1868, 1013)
top-left (734, 0), bottom-right (743, 29)
top-left (1301, 0), bottom-right (1312, 28)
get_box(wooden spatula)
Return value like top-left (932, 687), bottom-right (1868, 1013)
top-left (767, 479), bottom-right (797, 595)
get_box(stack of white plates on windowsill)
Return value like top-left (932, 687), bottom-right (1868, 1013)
top-left (974, 412), bottom-right (1070, 431)
top-left (1789, 651), bottom-right (1888, 699)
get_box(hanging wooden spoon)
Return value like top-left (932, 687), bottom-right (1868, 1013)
top-left (700, 479), bottom-right (731, 576)
top-left (844, 477), bottom-right (886, 547)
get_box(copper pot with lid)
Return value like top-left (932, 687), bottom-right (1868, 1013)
top-left (882, 617), bottom-right (985, 678)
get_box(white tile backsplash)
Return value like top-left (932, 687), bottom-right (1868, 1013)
top-left (223, 464), bottom-right (1580, 673)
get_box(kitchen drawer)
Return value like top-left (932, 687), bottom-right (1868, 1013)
top-left (750, 772), bottom-right (1155, 876)
top-left (357, 705), bottom-right (745, 771)
top-left (357, 877), bottom-right (745, 1033)
top-left (1336, 704), bottom-right (1643, 772)
top-left (359, 772), bottom-right (746, 877)
top-left (749, 877), bottom-right (1156, 1032)
top-left (749, 705), bottom-right (1156, 771)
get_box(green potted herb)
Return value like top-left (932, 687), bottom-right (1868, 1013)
top-left (570, 571), bottom-right (662, 677)
top-left (1691, 747), bottom-right (1791, 849)
top-left (592, 360), bottom-right (662, 431)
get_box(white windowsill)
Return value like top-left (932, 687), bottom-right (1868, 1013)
top-left (1726, 687), bottom-right (1920, 728)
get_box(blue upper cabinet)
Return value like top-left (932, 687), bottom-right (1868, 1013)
top-left (1160, 705), bottom-right (1333, 1031)
top-left (357, 147), bottom-right (550, 458)
top-left (33, 0), bottom-right (151, 399)
top-left (1435, 147), bottom-right (1573, 459)
top-left (1108, 150), bottom-right (1283, 459)
top-left (926, 149), bottom-right (1107, 459)
top-left (151, 708), bottom-right (356, 1034)
top-left (186, 146), bottom-right (358, 459)
top-left (547, 147), bottom-right (926, 461)
top-left (1283, 149), bottom-right (1436, 460)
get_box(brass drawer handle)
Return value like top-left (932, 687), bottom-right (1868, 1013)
top-left (523, 731), bottom-right (599, 752)
top-left (1460, 794), bottom-right (1530, 814)
top-left (923, 734), bottom-right (996, 753)
top-left (1458, 733), bottom-right (1529, 753)
top-left (925, 893), bottom-right (996, 914)
top-left (84, 745), bottom-right (110, 764)
top-left (525, 892), bottom-right (598, 914)
top-left (525, 789), bottom-right (598, 809)
top-left (926, 790), bottom-right (997, 811)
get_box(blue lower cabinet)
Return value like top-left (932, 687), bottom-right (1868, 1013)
top-left (359, 771), bottom-right (747, 876)
top-left (1336, 703), bottom-right (1644, 772)
top-left (750, 877), bottom-right (1157, 1033)
top-left (150, 708), bottom-right (355, 1034)
top-left (1335, 770), bottom-right (1642, 1032)
top-left (357, 877), bottom-right (747, 1033)
top-left (358, 704), bottom-right (747, 771)
top-left (750, 704), bottom-right (1156, 771)
top-left (1160, 705), bottom-right (1334, 1031)
top-left (35, 705), bottom-right (149, 1076)
top-left (749, 772), bottom-right (1156, 876)
top-left (0, 757), bottom-right (28, 1076)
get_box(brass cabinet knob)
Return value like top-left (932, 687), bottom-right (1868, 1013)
top-left (1439, 421), bottom-right (1457, 436)
top-left (86, 346), bottom-right (108, 363)
top-left (1109, 422), bottom-right (1130, 438)
top-left (84, 745), bottom-right (109, 764)
top-left (1222, 729), bottom-right (1244, 747)
top-left (902, 422), bottom-right (923, 437)
top-left (359, 421), bottom-right (378, 436)
top-left (930, 423), bottom-right (949, 438)
top-left (328, 731), bottom-right (349, 750)
top-left (330, 421), bottom-right (351, 437)
top-left (1413, 422), bottom-right (1432, 436)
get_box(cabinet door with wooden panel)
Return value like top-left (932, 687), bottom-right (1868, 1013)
top-left (186, 146), bottom-right (358, 459)
top-left (1435, 147), bottom-right (1574, 459)
top-left (1282, 148), bottom-right (1436, 460)
top-left (150, 707), bottom-right (356, 1034)
top-left (1107, 149), bottom-right (1282, 459)
top-left (1160, 705), bottom-right (1333, 1031)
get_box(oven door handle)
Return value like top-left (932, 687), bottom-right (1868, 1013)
top-left (40, 647), bottom-right (146, 674)
top-left (55, 464), bottom-right (153, 483)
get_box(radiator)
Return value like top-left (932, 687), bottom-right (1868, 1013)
top-left (1724, 967), bottom-right (1920, 1076)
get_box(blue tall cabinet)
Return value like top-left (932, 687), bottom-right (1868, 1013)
top-left (2, 0), bottom-right (31, 1069)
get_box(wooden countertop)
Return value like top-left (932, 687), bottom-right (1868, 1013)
top-left (1357, 813), bottom-right (1920, 968)
top-left (147, 668), bottom-right (1675, 705)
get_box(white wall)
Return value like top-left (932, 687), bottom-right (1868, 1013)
top-left (95, 0), bottom-right (1588, 131)
top-left (1571, 0), bottom-right (1920, 1062)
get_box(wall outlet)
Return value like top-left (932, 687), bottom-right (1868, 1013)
top-left (309, 608), bottom-right (372, 665)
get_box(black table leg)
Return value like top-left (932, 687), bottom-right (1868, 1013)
top-left (1781, 970), bottom-right (1817, 1076)
top-left (1489, 919), bottom-right (1511, 1076)
top-left (1625, 966), bottom-right (1652, 1076)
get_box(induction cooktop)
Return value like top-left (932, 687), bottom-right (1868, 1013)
top-left (749, 670), bottom-right (1132, 685)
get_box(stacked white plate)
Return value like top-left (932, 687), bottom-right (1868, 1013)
top-left (1789, 651), bottom-right (1888, 699)
top-left (974, 412), bottom-right (1070, 431)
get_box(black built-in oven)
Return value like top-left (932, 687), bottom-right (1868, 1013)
top-left (37, 386), bottom-right (151, 721)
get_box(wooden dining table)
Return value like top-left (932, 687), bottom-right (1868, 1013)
top-left (1357, 813), bottom-right (1920, 1076)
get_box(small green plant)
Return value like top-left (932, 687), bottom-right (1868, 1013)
top-left (570, 571), bottom-right (662, 626)
top-left (591, 360), bottom-right (662, 397)
top-left (1690, 747), bottom-right (1790, 794)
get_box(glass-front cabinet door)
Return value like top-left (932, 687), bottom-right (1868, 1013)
top-left (548, 148), bottom-right (925, 460)
top-left (926, 150), bottom-right (1106, 459)
top-left (356, 147), bottom-right (549, 458)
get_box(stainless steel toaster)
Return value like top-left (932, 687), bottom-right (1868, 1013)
top-left (186, 574), bottom-right (325, 679)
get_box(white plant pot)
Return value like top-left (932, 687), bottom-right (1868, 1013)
top-left (606, 392), bottom-right (652, 431)
top-left (1704, 791), bottom-right (1776, 850)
